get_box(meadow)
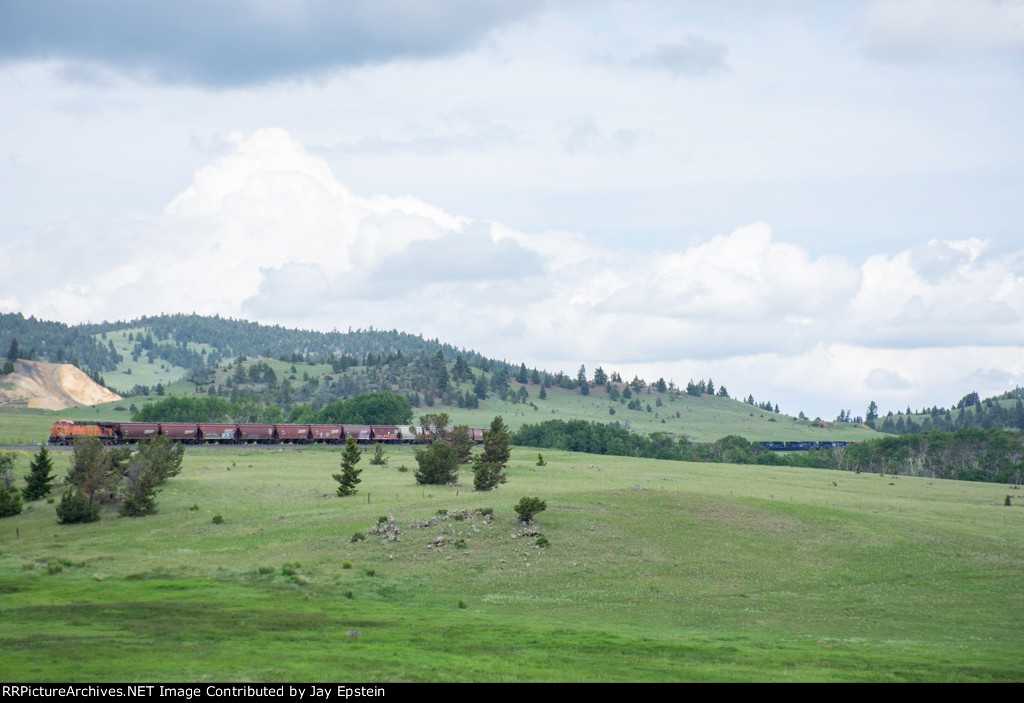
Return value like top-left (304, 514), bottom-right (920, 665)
top-left (1, 443), bottom-right (1021, 682)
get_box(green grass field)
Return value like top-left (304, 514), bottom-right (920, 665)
top-left (1, 444), bottom-right (1020, 681)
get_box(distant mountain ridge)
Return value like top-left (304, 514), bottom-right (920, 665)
top-left (2, 312), bottom-right (494, 375)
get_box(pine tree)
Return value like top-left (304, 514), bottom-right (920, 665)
top-left (23, 445), bottom-right (55, 501)
top-left (473, 416), bottom-right (511, 491)
top-left (334, 436), bottom-right (363, 496)
top-left (451, 425), bottom-right (474, 465)
top-left (118, 437), bottom-right (183, 517)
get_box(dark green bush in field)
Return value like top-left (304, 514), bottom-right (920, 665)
top-left (414, 441), bottom-right (458, 485)
top-left (0, 484), bottom-right (22, 518)
top-left (514, 496), bottom-right (547, 523)
top-left (55, 491), bottom-right (100, 524)
top-left (369, 443), bottom-right (388, 466)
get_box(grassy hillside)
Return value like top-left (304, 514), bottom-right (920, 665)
top-left (0, 383), bottom-right (880, 446)
top-left (1, 445), bottom-right (1020, 681)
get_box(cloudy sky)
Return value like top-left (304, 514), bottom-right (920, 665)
top-left (1, 0), bottom-right (1023, 420)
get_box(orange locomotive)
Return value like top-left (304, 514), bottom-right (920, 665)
top-left (49, 419), bottom-right (119, 445)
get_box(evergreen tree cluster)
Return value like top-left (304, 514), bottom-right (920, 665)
top-left (869, 391), bottom-right (1024, 435)
top-left (58, 436), bottom-right (183, 521)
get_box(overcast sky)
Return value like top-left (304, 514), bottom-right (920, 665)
top-left (1, 0), bottom-right (1023, 420)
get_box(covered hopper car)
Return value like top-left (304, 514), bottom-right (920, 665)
top-left (50, 420), bottom-right (482, 446)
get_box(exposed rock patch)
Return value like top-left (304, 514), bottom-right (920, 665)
top-left (0, 360), bottom-right (121, 410)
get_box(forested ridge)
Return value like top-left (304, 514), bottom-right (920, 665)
top-left (5, 312), bottom-right (1024, 449)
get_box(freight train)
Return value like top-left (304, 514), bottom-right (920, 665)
top-left (756, 440), bottom-right (853, 451)
top-left (49, 419), bottom-right (484, 446)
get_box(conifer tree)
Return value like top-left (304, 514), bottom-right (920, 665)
top-left (334, 436), bottom-right (363, 496)
top-left (23, 445), bottom-right (55, 501)
top-left (473, 416), bottom-right (511, 491)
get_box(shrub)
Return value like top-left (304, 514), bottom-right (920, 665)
top-left (479, 507), bottom-right (493, 516)
top-left (458, 600), bottom-right (467, 609)
top-left (1006, 495), bottom-right (1013, 507)
top-left (536, 453), bottom-right (547, 466)
top-left (414, 441), bottom-right (458, 485)
top-left (55, 491), bottom-right (100, 524)
top-left (535, 537), bottom-right (549, 548)
top-left (454, 539), bottom-right (467, 549)
top-left (212, 513), bottom-right (224, 524)
top-left (514, 496), bottom-right (547, 523)
top-left (363, 567), bottom-right (375, 577)
top-left (369, 443), bottom-right (388, 466)
top-left (350, 532), bottom-right (365, 542)
top-left (0, 484), bottom-right (22, 518)
top-left (342, 562), bottom-right (352, 569)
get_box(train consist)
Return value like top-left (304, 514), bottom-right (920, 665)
top-left (49, 419), bottom-right (484, 446)
top-left (756, 440), bottom-right (853, 452)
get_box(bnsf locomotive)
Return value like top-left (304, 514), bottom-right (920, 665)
top-left (49, 419), bottom-right (485, 446)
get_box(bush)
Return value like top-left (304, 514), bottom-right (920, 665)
top-left (350, 532), bottom-right (365, 542)
top-left (414, 441), bottom-right (458, 485)
top-left (0, 485), bottom-right (22, 518)
top-left (369, 443), bottom-right (388, 466)
top-left (55, 491), bottom-right (100, 524)
top-left (514, 496), bottom-right (547, 523)
top-left (212, 513), bottom-right (225, 524)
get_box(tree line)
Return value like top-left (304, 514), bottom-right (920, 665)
top-left (513, 419), bottom-right (1024, 484)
